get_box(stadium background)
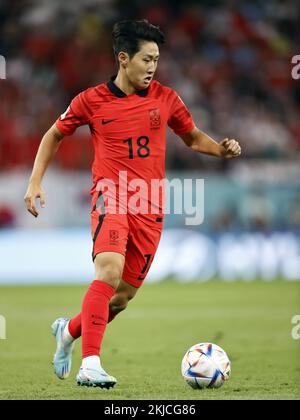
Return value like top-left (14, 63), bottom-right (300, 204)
top-left (0, 0), bottom-right (299, 401)
top-left (0, 0), bottom-right (299, 283)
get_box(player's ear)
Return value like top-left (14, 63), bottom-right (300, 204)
top-left (118, 52), bottom-right (129, 68)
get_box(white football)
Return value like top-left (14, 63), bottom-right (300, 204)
top-left (181, 343), bottom-right (231, 389)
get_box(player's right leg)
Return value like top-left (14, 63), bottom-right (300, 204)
top-left (76, 251), bottom-right (125, 388)
top-left (53, 279), bottom-right (137, 382)
top-left (53, 194), bottom-right (129, 386)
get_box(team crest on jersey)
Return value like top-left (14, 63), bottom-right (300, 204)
top-left (109, 230), bottom-right (119, 245)
top-left (149, 108), bottom-right (161, 129)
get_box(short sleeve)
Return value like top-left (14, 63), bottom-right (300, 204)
top-left (167, 91), bottom-right (195, 135)
top-left (56, 91), bottom-right (90, 136)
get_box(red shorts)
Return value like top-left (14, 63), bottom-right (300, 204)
top-left (91, 193), bottom-right (163, 288)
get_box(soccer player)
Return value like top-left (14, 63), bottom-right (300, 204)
top-left (24, 20), bottom-right (241, 388)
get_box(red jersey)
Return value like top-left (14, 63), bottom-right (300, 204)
top-left (56, 76), bottom-right (195, 220)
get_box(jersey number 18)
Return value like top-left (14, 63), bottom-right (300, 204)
top-left (123, 136), bottom-right (150, 159)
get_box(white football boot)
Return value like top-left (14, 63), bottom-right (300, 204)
top-left (76, 356), bottom-right (117, 389)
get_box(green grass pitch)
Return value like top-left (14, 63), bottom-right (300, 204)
top-left (0, 281), bottom-right (299, 400)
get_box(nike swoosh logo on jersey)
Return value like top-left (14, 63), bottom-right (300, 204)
top-left (101, 119), bottom-right (116, 125)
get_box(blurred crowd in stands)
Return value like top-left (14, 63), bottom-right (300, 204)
top-left (0, 0), bottom-right (299, 173)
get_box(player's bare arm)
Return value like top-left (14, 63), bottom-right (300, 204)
top-left (24, 123), bottom-right (64, 217)
top-left (180, 127), bottom-right (241, 159)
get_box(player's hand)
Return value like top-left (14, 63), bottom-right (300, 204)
top-left (219, 138), bottom-right (242, 159)
top-left (24, 183), bottom-right (46, 218)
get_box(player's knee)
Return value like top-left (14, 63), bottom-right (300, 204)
top-left (110, 291), bottom-right (134, 313)
top-left (102, 266), bottom-right (122, 286)
top-left (96, 264), bottom-right (122, 288)
top-left (110, 302), bottom-right (127, 314)
top-left (94, 253), bottom-right (125, 289)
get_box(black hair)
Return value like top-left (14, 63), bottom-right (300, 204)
top-left (112, 19), bottom-right (165, 59)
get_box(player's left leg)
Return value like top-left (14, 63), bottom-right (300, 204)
top-left (108, 279), bottom-right (139, 323)
top-left (120, 216), bottom-right (163, 292)
top-left (52, 317), bottom-right (75, 379)
top-left (109, 216), bottom-right (164, 322)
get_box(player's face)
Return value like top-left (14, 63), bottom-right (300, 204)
top-left (127, 41), bottom-right (160, 90)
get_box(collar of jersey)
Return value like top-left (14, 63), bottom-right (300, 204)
top-left (107, 75), bottom-right (149, 98)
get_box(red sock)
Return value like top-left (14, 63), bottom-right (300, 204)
top-left (81, 280), bottom-right (115, 358)
top-left (68, 301), bottom-right (117, 338)
top-left (68, 313), bottom-right (81, 339)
